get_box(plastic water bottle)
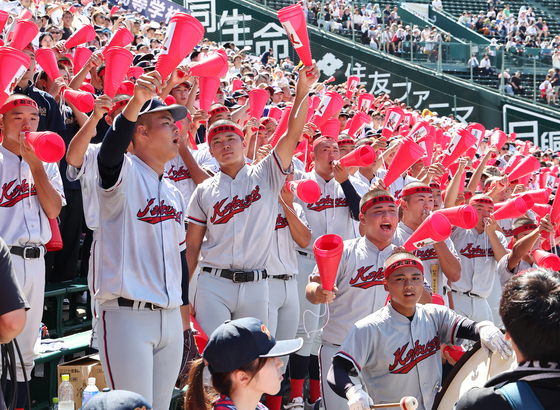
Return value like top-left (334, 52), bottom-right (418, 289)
top-left (58, 374), bottom-right (74, 410)
top-left (81, 377), bottom-right (99, 405)
top-left (50, 397), bottom-right (58, 410)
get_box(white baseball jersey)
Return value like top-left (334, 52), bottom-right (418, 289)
top-left (164, 148), bottom-right (218, 213)
top-left (293, 169), bottom-right (359, 254)
top-left (268, 202), bottom-right (308, 276)
top-left (66, 143), bottom-right (101, 231)
top-left (96, 154), bottom-right (187, 308)
top-left (335, 303), bottom-right (465, 410)
top-left (392, 221), bottom-right (459, 296)
top-left (187, 148), bottom-right (290, 270)
top-left (497, 252), bottom-right (534, 287)
top-left (376, 169), bottom-right (418, 198)
top-left (450, 228), bottom-right (507, 298)
top-left (498, 218), bottom-right (513, 238)
top-left (354, 170), bottom-right (378, 187)
top-left (314, 237), bottom-right (394, 346)
top-left (0, 145), bottom-right (65, 246)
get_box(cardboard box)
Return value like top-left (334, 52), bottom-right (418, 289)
top-left (57, 354), bottom-right (107, 402)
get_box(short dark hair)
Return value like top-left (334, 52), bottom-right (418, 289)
top-left (500, 269), bottom-right (560, 363)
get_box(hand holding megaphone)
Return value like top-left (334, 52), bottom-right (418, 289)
top-left (20, 131), bottom-right (66, 163)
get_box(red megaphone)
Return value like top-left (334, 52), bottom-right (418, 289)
top-left (443, 345), bottom-right (465, 362)
top-left (18, 9), bottom-right (32, 20)
top-left (509, 132), bottom-right (516, 142)
top-left (339, 145), bottom-right (375, 167)
top-left (36, 48), bottom-right (62, 81)
top-left (532, 249), bottom-right (560, 271)
top-left (532, 203), bottom-right (552, 218)
top-left (310, 91), bottom-right (344, 128)
top-left (156, 13), bottom-right (204, 81)
top-left (105, 27), bottom-right (134, 51)
top-left (25, 131), bottom-right (66, 163)
top-left (199, 76), bottom-right (220, 113)
top-left (403, 213), bottom-right (452, 251)
top-left (383, 138), bottom-right (424, 187)
top-left (286, 179), bottom-right (321, 204)
top-left (345, 75), bottom-right (359, 99)
top-left (550, 188), bottom-right (560, 224)
top-left (10, 19), bottom-right (39, 51)
top-left (522, 141), bottom-right (531, 156)
top-left (320, 118), bottom-right (339, 138)
top-left (417, 133), bottom-right (435, 167)
top-left (278, 5), bottom-right (312, 66)
top-left (127, 66), bottom-right (144, 82)
top-left (519, 192), bottom-right (535, 210)
top-left (63, 88), bottom-right (95, 112)
top-left (540, 170), bottom-right (557, 191)
top-left (431, 293), bottom-right (445, 305)
top-left (268, 106), bottom-right (282, 121)
top-left (0, 47), bottom-right (31, 106)
top-left (489, 130), bottom-right (507, 152)
top-left (504, 154), bottom-right (523, 174)
top-left (65, 24), bottom-right (96, 49)
top-left (80, 83), bottom-right (95, 94)
top-left (249, 88), bottom-right (269, 121)
top-left (232, 78), bottom-right (243, 92)
top-left (313, 234), bottom-right (344, 291)
top-left (493, 197), bottom-right (528, 221)
top-left (465, 123), bottom-right (485, 159)
top-left (435, 205), bottom-right (478, 229)
top-left (324, 76), bottom-right (335, 83)
top-left (73, 46), bottom-right (93, 73)
top-left (381, 106), bottom-right (404, 139)
top-left (357, 93), bottom-right (374, 113)
top-left (0, 10), bottom-right (9, 33)
top-left (306, 95), bottom-right (321, 123)
top-left (190, 314), bottom-right (208, 352)
top-left (508, 155), bottom-right (540, 182)
top-left (408, 120), bottom-right (430, 141)
top-left (45, 218), bottom-right (63, 252)
top-left (104, 47), bottom-right (134, 99)
top-left (270, 105), bottom-right (292, 147)
top-left (440, 128), bottom-right (477, 168)
top-left (347, 112), bottom-right (370, 138)
top-left (189, 52), bottom-right (228, 77)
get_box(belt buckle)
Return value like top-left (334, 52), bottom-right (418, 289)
top-left (149, 303), bottom-right (162, 311)
top-left (232, 271), bottom-right (245, 283)
top-left (466, 291), bottom-right (474, 297)
top-left (23, 246), bottom-right (37, 260)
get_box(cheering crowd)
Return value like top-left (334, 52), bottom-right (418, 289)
top-left (0, 1), bottom-right (559, 410)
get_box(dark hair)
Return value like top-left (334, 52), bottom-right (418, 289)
top-left (39, 32), bottom-right (54, 46)
top-left (500, 269), bottom-right (560, 363)
top-left (185, 357), bottom-right (268, 410)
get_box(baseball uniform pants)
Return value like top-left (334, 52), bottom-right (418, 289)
top-left (87, 238), bottom-right (100, 349)
top-left (268, 277), bottom-right (299, 371)
top-left (452, 292), bottom-right (493, 322)
top-left (9, 253), bottom-right (45, 381)
top-left (193, 271), bottom-right (269, 338)
top-left (295, 253), bottom-right (321, 357)
top-left (485, 273), bottom-right (503, 327)
top-left (98, 305), bottom-right (182, 410)
top-left (319, 342), bottom-right (360, 410)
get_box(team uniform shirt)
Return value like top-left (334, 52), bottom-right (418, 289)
top-left (213, 395), bottom-right (267, 410)
top-left (96, 155), bottom-right (187, 308)
top-left (0, 145), bottom-right (66, 246)
top-left (392, 221), bottom-right (459, 296)
top-left (187, 149), bottom-right (290, 270)
top-left (294, 169), bottom-right (358, 255)
top-left (67, 143), bottom-right (102, 231)
top-left (376, 169), bottom-right (418, 198)
top-left (268, 202), bottom-right (308, 276)
top-left (450, 228), bottom-right (507, 299)
top-left (317, 237), bottom-right (394, 346)
top-left (496, 252), bottom-right (535, 287)
top-left (335, 303), bottom-right (466, 410)
top-left (164, 148), bottom-right (218, 212)
top-left (498, 218), bottom-right (513, 238)
top-left (354, 170), bottom-right (378, 187)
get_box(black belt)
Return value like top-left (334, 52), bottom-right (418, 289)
top-left (10, 245), bottom-right (43, 259)
top-left (271, 274), bottom-right (294, 281)
top-left (451, 290), bottom-right (481, 298)
top-left (117, 297), bottom-right (164, 310)
top-left (297, 250), bottom-right (314, 258)
top-left (202, 267), bottom-right (267, 283)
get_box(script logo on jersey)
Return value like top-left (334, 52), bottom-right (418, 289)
top-left (389, 333), bottom-right (440, 374)
top-left (137, 198), bottom-right (183, 224)
top-left (210, 186), bottom-right (262, 225)
top-left (275, 213), bottom-right (288, 230)
top-left (459, 243), bottom-right (495, 258)
top-left (349, 265), bottom-right (385, 289)
top-left (414, 247), bottom-right (438, 261)
top-left (165, 164), bottom-right (191, 182)
top-left (307, 195), bottom-right (348, 212)
top-left (501, 227), bottom-right (513, 238)
top-left (0, 179), bottom-right (37, 207)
